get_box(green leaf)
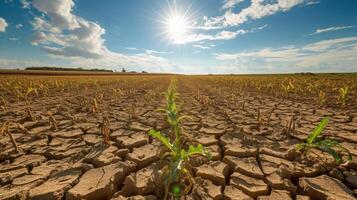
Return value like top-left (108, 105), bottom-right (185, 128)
top-left (148, 130), bottom-right (174, 154)
top-left (180, 149), bottom-right (188, 160)
top-left (317, 145), bottom-right (341, 164)
top-left (316, 139), bottom-right (339, 147)
top-left (172, 184), bottom-right (181, 197)
top-left (187, 144), bottom-right (212, 160)
top-left (334, 144), bottom-right (352, 164)
top-left (307, 117), bottom-right (330, 144)
top-left (295, 143), bottom-right (306, 151)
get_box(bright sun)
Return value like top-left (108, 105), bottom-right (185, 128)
top-left (166, 14), bottom-right (189, 42)
top-left (160, 1), bottom-right (194, 44)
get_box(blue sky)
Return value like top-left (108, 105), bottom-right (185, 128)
top-left (0, 0), bottom-right (356, 74)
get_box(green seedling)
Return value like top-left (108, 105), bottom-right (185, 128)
top-left (296, 117), bottom-right (351, 165)
top-left (148, 79), bottom-right (211, 200)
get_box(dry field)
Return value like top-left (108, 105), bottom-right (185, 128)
top-left (0, 74), bottom-right (356, 200)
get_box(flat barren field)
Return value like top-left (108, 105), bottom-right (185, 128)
top-left (0, 74), bottom-right (356, 200)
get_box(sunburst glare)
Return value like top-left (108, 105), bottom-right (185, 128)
top-left (159, 0), bottom-right (196, 44)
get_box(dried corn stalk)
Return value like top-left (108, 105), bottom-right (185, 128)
top-left (48, 111), bottom-right (57, 130)
top-left (1, 121), bottom-right (18, 153)
top-left (100, 117), bottom-right (111, 144)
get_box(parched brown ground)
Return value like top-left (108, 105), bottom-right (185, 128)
top-left (0, 74), bottom-right (356, 200)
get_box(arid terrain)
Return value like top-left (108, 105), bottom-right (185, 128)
top-left (0, 74), bottom-right (356, 200)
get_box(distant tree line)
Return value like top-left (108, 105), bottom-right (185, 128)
top-left (25, 67), bottom-right (113, 72)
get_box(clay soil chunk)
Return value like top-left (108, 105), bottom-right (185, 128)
top-left (224, 144), bottom-right (258, 157)
top-left (52, 129), bottom-right (83, 138)
top-left (129, 122), bottom-right (151, 132)
top-left (29, 168), bottom-right (82, 200)
top-left (296, 195), bottom-right (311, 200)
top-left (223, 185), bottom-right (253, 200)
top-left (203, 179), bottom-right (223, 200)
top-left (0, 154), bottom-right (46, 173)
top-left (30, 160), bottom-right (71, 178)
top-left (195, 134), bottom-right (218, 146)
top-left (259, 154), bottom-right (294, 175)
top-left (128, 144), bottom-right (160, 169)
top-left (84, 144), bottom-right (124, 167)
top-left (82, 134), bottom-right (102, 145)
top-left (299, 175), bottom-right (355, 200)
top-left (230, 172), bottom-right (269, 198)
top-left (66, 161), bottom-right (136, 200)
top-left (344, 171), bottom-right (357, 188)
top-left (112, 195), bottom-right (157, 200)
top-left (199, 127), bottom-right (225, 137)
top-left (0, 174), bottom-right (45, 200)
top-left (0, 167), bottom-right (28, 185)
top-left (265, 172), bottom-right (297, 195)
top-left (196, 161), bottom-right (229, 186)
top-left (121, 163), bottom-right (160, 196)
top-left (115, 132), bottom-right (148, 149)
top-left (257, 190), bottom-right (292, 200)
top-left (223, 156), bottom-right (264, 179)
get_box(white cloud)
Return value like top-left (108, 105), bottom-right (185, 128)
top-left (186, 0), bottom-right (306, 45)
top-left (215, 37), bottom-right (357, 73)
top-left (303, 37), bottom-right (357, 51)
top-left (28, 0), bottom-right (174, 72)
top-left (194, 25), bottom-right (223, 30)
top-left (32, 0), bottom-right (79, 30)
top-left (222, 0), bottom-right (245, 10)
top-left (9, 37), bottom-right (18, 41)
top-left (305, 1), bottom-right (319, 6)
top-left (0, 18), bottom-right (8, 32)
top-left (20, 0), bottom-right (30, 9)
top-left (173, 29), bottom-right (247, 44)
top-left (203, 0), bottom-right (310, 28)
top-left (145, 50), bottom-right (173, 54)
top-left (126, 47), bottom-right (138, 50)
top-left (15, 24), bottom-right (23, 29)
top-left (308, 25), bottom-right (354, 36)
top-left (252, 24), bottom-right (268, 31)
top-left (193, 44), bottom-right (211, 49)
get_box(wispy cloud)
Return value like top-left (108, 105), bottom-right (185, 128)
top-left (305, 1), bottom-right (320, 6)
top-left (215, 36), bottom-right (357, 73)
top-left (9, 37), bottom-right (18, 41)
top-left (307, 25), bottom-right (354, 36)
top-left (172, 29), bottom-right (248, 44)
top-left (145, 50), bottom-right (173, 54)
top-left (184, 0), bottom-right (307, 45)
top-left (202, 0), bottom-right (312, 28)
top-left (193, 44), bottom-right (211, 49)
top-left (222, 0), bottom-right (245, 10)
top-left (28, 0), bottom-right (174, 72)
top-left (15, 24), bottom-right (23, 29)
top-left (126, 47), bottom-right (138, 50)
top-left (0, 17), bottom-right (8, 32)
top-left (20, 0), bottom-right (30, 9)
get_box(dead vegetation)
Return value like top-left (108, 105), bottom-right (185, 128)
top-left (0, 74), bottom-right (356, 200)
